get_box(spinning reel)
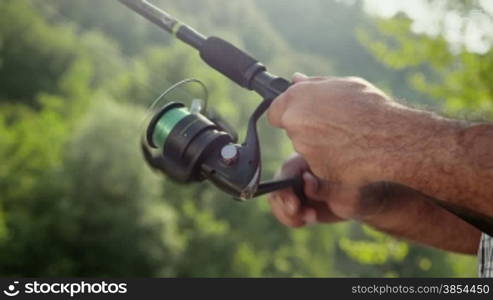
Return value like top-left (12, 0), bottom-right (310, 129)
top-left (141, 79), bottom-right (305, 201)
top-left (119, 1), bottom-right (306, 201)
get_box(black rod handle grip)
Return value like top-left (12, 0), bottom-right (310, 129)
top-left (199, 37), bottom-right (293, 100)
top-left (199, 37), bottom-right (266, 89)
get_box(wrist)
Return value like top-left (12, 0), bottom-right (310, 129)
top-left (385, 110), bottom-right (493, 215)
top-left (458, 123), bottom-right (493, 171)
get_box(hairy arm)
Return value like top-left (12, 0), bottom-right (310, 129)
top-left (360, 183), bottom-right (481, 254)
top-left (388, 119), bottom-right (493, 218)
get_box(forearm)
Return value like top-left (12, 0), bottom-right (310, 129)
top-left (385, 109), bottom-right (493, 217)
top-left (361, 183), bottom-right (481, 254)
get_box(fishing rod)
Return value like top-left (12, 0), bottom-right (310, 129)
top-left (119, 0), bottom-right (493, 237)
top-left (119, 0), bottom-right (290, 100)
top-left (119, 0), bottom-right (304, 201)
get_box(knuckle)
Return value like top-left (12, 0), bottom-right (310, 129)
top-left (280, 163), bottom-right (293, 176)
top-left (282, 109), bottom-right (308, 134)
top-left (282, 118), bottom-right (297, 137)
top-left (345, 76), bottom-right (367, 84)
top-left (269, 192), bottom-right (283, 203)
top-left (344, 76), bottom-right (369, 89)
top-left (362, 90), bottom-right (388, 104)
top-left (288, 222), bottom-right (305, 228)
top-left (282, 86), bottom-right (298, 102)
top-left (268, 194), bottom-right (281, 210)
top-left (292, 142), bottom-right (314, 158)
top-left (281, 216), bottom-right (304, 228)
top-left (286, 81), bottom-right (312, 97)
top-left (281, 156), bottom-right (302, 173)
top-left (267, 99), bottom-right (286, 128)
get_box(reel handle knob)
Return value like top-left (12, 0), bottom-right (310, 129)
top-left (254, 175), bottom-right (308, 205)
top-left (291, 174), bottom-right (308, 205)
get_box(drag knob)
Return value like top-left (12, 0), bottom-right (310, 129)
top-left (220, 144), bottom-right (239, 165)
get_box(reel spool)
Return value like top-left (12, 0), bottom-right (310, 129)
top-left (145, 101), bottom-right (234, 183)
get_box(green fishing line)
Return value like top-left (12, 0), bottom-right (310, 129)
top-left (152, 107), bottom-right (190, 150)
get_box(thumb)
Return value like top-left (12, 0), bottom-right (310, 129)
top-left (292, 72), bottom-right (331, 83)
top-left (292, 72), bottom-right (309, 83)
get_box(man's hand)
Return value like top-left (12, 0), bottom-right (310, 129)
top-left (267, 153), bottom-right (343, 227)
top-left (268, 153), bottom-right (392, 226)
top-left (266, 73), bottom-right (489, 254)
top-left (267, 73), bottom-right (466, 219)
top-left (268, 153), bottom-right (481, 254)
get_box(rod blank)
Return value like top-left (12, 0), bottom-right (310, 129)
top-left (118, 0), bottom-right (206, 49)
top-left (118, 0), bottom-right (178, 33)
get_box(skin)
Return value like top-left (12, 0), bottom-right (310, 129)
top-left (267, 73), bottom-right (493, 255)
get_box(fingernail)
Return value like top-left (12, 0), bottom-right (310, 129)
top-left (303, 172), bottom-right (319, 193)
top-left (304, 210), bottom-right (317, 225)
top-left (287, 200), bottom-right (297, 214)
top-left (292, 72), bottom-right (308, 81)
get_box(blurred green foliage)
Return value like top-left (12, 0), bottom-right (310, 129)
top-left (0, 0), bottom-right (487, 277)
top-left (360, 13), bottom-right (493, 119)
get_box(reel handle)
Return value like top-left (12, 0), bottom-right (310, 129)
top-left (291, 174), bottom-right (308, 205)
top-left (254, 175), bottom-right (307, 205)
